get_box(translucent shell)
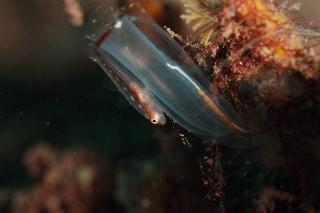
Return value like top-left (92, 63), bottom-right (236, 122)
top-left (87, 7), bottom-right (259, 148)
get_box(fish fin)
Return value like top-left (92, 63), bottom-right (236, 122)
top-left (103, 76), bottom-right (118, 91)
top-left (116, 95), bottom-right (131, 109)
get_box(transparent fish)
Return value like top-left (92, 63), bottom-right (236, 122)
top-left (86, 5), bottom-right (262, 148)
top-left (87, 42), bottom-right (166, 125)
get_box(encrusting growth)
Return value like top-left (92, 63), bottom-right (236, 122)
top-left (179, 0), bottom-right (320, 132)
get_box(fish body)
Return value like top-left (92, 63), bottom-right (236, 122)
top-left (88, 43), bottom-right (166, 125)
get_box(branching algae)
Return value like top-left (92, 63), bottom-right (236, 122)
top-left (179, 0), bottom-right (320, 135)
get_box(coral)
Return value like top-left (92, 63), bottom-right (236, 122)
top-left (11, 144), bottom-right (115, 213)
top-left (179, 0), bottom-right (320, 133)
top-left (178, 0), bottom-right (320, 211)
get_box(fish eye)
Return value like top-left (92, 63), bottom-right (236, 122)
top-left (150, 118), bottom-right (159, 125)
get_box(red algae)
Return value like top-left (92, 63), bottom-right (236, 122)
top-left (178, 1), bottom-right (320, 211)
top-left (12, 144), bottom-right (114, 213)
top-left (179, 0), bottom-right (320, 132)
